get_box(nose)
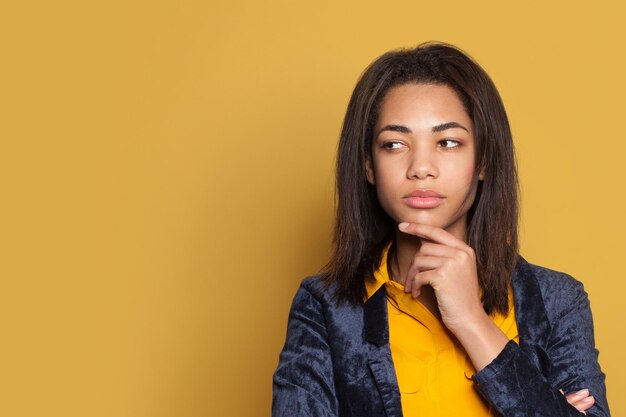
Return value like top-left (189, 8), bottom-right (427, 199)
top-left (407, 148), bottom-right (438, 180)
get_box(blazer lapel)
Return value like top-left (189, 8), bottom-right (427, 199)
top-left (513, 257), bottom-right (552, 376)
top-left (363, 285), bottom-right (403, 417)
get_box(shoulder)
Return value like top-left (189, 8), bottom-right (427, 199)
top-left (290, 275), bottom-right (344, 312)
top-left (283, 276), bottom-right (364, 347)
top-left (291, 275), bottom-right (363, 320)
top-left (515, 257), bottom-right (590, 321)
top-left (300, 275), bottom-right (328, 294)
top-left (297, 275), bottom-right (333, 302)
top-left (520, 259), bottom-right (585, 295)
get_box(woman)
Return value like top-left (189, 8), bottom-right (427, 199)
top-left (272, 42), bottom-right (609, 417)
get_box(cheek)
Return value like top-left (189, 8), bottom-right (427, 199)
top-left (455, 159), bottom-right (475, 182)
top-left (373, 162), bottom-right (402, 190)
top-left (372, 164), bottom-right (401, 210)
top-left (444, 159), bottom-right (474, 180)
top-left (443, 162), bottom-right (475, 196)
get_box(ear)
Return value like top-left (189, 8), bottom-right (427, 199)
top-left (365, 158), bottom-right (375, 185)
top-left (478, 165), bottom-right (486, 181)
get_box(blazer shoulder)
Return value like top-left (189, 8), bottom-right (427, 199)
top-left (522, 260), bottom-right (584, 293)
top-left (518, 258), bottom-right (589, 321)
top-left (298, 275), bottom-right (337, 305)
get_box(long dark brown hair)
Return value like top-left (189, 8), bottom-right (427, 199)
top-left (322, 42), bottom-right (518, 315)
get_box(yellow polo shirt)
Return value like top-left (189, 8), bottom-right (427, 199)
top-left (365, 250), bottom-right (519, 417)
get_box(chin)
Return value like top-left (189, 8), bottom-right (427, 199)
top-left (397, 212), bottom-right (467, 234)
top-left (400, 214), bottom-right (445, 227)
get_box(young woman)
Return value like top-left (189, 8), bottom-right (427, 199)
top-left (272, 42), bottom-right (610, 417)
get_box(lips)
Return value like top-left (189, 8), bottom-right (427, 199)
top-left (402, 189), bottom-right (445, 209)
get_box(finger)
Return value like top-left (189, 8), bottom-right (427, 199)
top-left (406, 270), bottom-right (438, 298)
top-left (417, 241), bottom-right (464, 259)
top-left (407, 255), bottom-right (446, 275)
top-left (405, 256), bottom-right (444, 294)
top-left (565, 390), bottom-right (594, 413)
top-left (565, 389), bottom-right (589, 402)
top-left (404, 272), bottom-right (413, 294)
top-left (570, 396), bottom-right (595, 412)
top-left (581, 396), bottom-right (595, 410)
top-left (399, 222), bottom-right (468, 250)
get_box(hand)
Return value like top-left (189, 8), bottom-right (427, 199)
top-left (398, 222), bottom-right (485, 333)
top-left (398, 222), bottom-right (509, 371)
top-left (563, 389), bottom-right (595, 414)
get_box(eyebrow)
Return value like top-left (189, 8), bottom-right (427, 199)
top-left (377, 121), bottom-right (470, 136)
top-left (432, 121), bottom-right (469, 133)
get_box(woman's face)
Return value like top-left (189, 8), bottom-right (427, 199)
top-left (366, 83), bottom-right (481, 241)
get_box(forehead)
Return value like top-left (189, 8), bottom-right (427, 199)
top-left (376, 83), bottom-right (472, 130)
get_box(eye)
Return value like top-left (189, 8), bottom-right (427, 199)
top-left (438, 139), bottom-right (460, 149)
top-left (381, 141), bottom-right (405, 150)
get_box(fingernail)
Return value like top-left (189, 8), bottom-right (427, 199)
top-left (575, 389), bottom-right (589, 396)
top-left (582, 396), bottom-right (595, 403)
top-left (399, 222), bottom-right (409, 230)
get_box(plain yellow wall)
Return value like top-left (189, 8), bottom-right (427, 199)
top-left (1, 1), bottom-right (624, 416)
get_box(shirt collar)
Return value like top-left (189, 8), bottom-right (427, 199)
top-left (365, 244), bottom-right (405, 300)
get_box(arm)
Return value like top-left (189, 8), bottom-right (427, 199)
top-left (472, 277), bottom-right (610, 417)
top-left (272, 282), bottom-right (339, 417)
top-left (397, 223), bottom-right (609, 416)
top-left (545, 278), bottom-right (608, 415)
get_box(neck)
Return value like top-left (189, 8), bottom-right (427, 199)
top-left (389, 232), bottom-right (421, 285)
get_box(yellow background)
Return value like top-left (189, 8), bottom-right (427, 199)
top-left (1, 1), bottom-right (624, 416)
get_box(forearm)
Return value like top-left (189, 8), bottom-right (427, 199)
top-left (450, 302), bottom-right (609, 416)
top-left (471, 341), bottom-right (608, 417)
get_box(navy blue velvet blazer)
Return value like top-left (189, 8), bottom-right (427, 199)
top-left (273, 258), bottom-right (610, 416)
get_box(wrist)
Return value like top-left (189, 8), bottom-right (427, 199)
top-left (445, 307), bottom-right (489, 337)
top-left (451, 313), bottom-right (509, 372)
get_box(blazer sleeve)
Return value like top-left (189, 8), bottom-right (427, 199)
top-left (472, 277), bottom-right (610, 417)
top-left (272, 282), bottom-right (339, 417)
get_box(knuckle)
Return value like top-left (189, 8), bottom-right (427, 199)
top-left (457, 250), bottom-right (469, 262)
